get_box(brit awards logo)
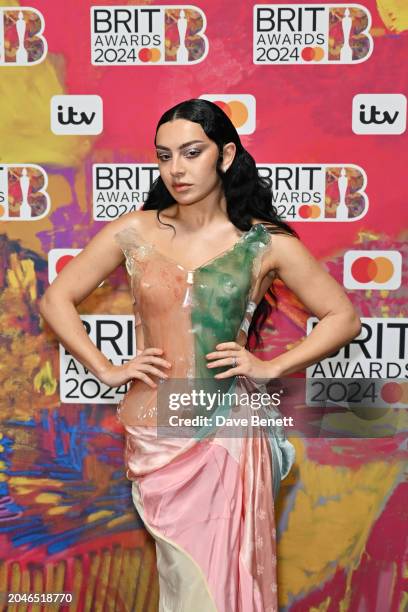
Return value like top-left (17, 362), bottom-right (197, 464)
top-left (60, 315), bottom-right (136, 404)
top-left (199, 95), bottom-right (256, 135)
top-left (91, 5), bottom-right (208, 65)
top-left (0, 8), bottom-right (47, 65)
top-left (257, 164), bottom-right (368, 221)
top-left (253, 4), bottom-right (373, 64)
top-left (0, 164), bottom-right (50, 220)
top-left (93, 164), bottom-right (159, 220)
top-left (306, 317), bottom-right (408, 408)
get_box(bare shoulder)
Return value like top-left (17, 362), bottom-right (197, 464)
top-left (269, 231), bottom-right (315, 273)
top-left (106, 209), bottom-right (158, 237)
top-left (250, 217), bottom-right (301, 270)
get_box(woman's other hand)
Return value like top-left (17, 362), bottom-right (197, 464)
top-left (206, 342), bottom-right (280, 381)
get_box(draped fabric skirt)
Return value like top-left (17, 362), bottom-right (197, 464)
top-left (130, 415), bottom-right (295, 612)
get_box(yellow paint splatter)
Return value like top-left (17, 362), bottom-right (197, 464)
top-left (34, 360), bottom-right (57, 396)
top-left (310, 597), bottom-right (331, 612)
top-left (87, 510), bottom-right (115, 523)
top-left (35, 493), bottom-right (61, 504)
top-left (398, 592), bottom-right (408, 612)
top-left (377, 0), bottom-right (408, 33)
top-left (0, 56), bottom-right (95, 165)
top-left (9, 477), bottom-right (64, 493)
top-left (370, 27), bottom-right (387, 36)
top-left (7, 255), bottom-right (37, 300)
top-left (356, 230), bottom-right (380, 244)
top-left (107, 513), bottom-right (136, 528)
top-left (48, 506), bottom-right (72, 515)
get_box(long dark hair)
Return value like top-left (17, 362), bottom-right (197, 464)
top-left (143, 98), bottom-right (300, 349)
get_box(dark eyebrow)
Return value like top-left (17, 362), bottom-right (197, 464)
top-left (155, 140), bottom-right (205, 151)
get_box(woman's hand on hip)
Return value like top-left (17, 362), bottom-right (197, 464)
top-left (205, 342), bottom-right (280, 381)
top-left (98, 347), bottom-right (172, 389)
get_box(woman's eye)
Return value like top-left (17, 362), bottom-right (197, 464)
top-left (157, 149), bottom-right (201, 161)
top-left (185, 149), bottom-right (200, 157)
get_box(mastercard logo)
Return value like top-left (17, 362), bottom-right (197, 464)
top-left (298, 204), bottom-right (322, 219)
top-left (351, 257), bottom-right (393, 283)
top-left (199, 94), bottom-right (255, 134)
top-left (301, 47), bottom-right (325, 62)
top-left (138, 48), bottom-right (162, 62)
top-left (344, 250), bottom-right (402, 290)
top-left (211, 101), bottom-right (248, 128)
top-left (380, 381), bottom-right (408, 405)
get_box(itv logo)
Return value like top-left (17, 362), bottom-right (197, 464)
top-left (352, 94), bottom-right (406, 135)
top-left (51, 95), bottom-right (103, 135)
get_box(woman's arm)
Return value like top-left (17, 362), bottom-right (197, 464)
top-left (39, 214), bottom-right (169, 387)
top-left (39, 219), bottom-right (127, 378)
top-left (265, 233), bottom-right (362, 377)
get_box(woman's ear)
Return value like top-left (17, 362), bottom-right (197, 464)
top-left (221, 141), bottom-right (236, 171)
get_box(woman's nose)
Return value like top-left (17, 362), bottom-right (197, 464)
top-left (170, 154), bottom-right (185, 175)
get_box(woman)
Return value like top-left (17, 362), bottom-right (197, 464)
top-left (39, 99), bottom-right (361, 612)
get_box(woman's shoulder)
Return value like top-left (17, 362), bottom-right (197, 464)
top-left (111, 209), bottom-right (157, 235)
top-left (109, 210), bottom-right (158, 253)
top-left (250, 219), bottom-right (299, 257)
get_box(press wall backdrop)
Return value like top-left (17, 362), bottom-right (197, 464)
top-left (0, 0), bottom-right (407, 610)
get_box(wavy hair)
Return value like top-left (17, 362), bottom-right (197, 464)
top-left (142, 98), bottom-right (300, 349)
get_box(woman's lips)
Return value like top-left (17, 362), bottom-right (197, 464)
top-left (173, 184), bottom-right (192, 191)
